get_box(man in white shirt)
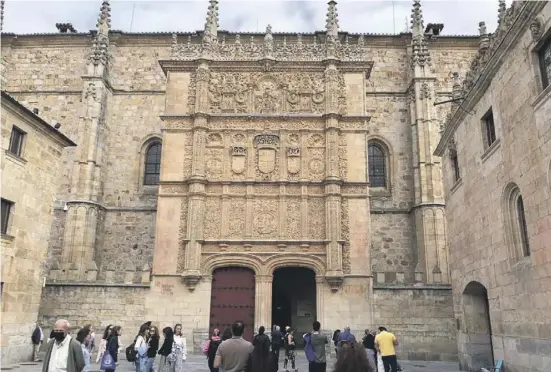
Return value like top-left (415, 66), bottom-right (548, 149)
top-left (42, 319), bottom-right (85, 372)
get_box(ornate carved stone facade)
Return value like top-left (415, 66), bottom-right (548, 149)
top-left (0, 0), bottom-right (491, 363)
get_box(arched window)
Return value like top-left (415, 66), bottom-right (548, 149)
top-left (144, 142), bottom-right (162, 185)
top-left (503, 184), bottom-right (530, 259)
top-left (368, 141), bottom-right (387, 188)
top-left (516, 195), bottom-right (530, 257)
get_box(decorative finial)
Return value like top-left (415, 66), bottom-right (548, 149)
top-left (410, 0), bottom-right (431, 68)
top-left (497, 0), bottom-right (507, 26)
top-left (264, 25), bottom-right (274, 57)
top-left (203, 0), bottom-right (219, 46)
top-left (1, 0), bottom-right (5, 33)
top-left (96, 0), bottom-right (111, 35)
top-left (326, 0), bottom-right (339, 38)
top-left (478, 21), bottom-right (489, 52)
top-left (478, 21), bottom-right (487, 36)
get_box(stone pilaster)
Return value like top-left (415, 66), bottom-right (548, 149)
top-left (409, 0), bottom-right (449, 284)
top-left (61, 1), bottom-right (111, 280)
top-left (254, 275), bottom-right (273, 330)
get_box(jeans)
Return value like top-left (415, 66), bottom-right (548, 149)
top-left (136, 356), bottom-right (149, 372)
top-left (382, 355), bottom-right (398, 372)
top-left (145, 357), bottom-right (155, 372)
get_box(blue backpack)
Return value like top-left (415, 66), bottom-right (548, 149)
top-left (304, 333), bottom-right (316, 362)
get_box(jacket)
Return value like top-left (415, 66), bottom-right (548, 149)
top-left (32, 328), bottom-right (42, 345)
top-left (42, 337), bottom-right (85, 372)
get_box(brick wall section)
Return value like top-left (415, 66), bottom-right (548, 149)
top-left (440, 3), bottom-right (551, 371)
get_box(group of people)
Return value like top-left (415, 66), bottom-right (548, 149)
top-left (33, 318), bottom-right (402, 372)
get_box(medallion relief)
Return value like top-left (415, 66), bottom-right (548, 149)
top-left (252, 199), bottom-right (278, 238)
top-left (253, 212), bottom-right (278, 235)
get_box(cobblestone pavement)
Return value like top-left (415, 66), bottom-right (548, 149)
top-left (2, 353), bottom-right (462, 372)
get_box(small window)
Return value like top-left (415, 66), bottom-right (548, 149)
top-left (1, 198), bottom-right (14, 235)
top-left (368, 142), bottom-right (387, 188)
top-left (516, 195), bottom-right (530, 257)
top-left (482, 108), bottom-right (497, 148)
top-left (8, 126), bottom-right (25, 157)
top-left (539, 35), bottom-right (551, 89)
top-left (450, 151), bottom-right (460, 183)
top-left (144, 142), bottom-right (162, 185)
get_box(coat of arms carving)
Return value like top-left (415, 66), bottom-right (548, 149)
top-left (230, 146), bottom-right (247, 174)
top-left (287, 147), bottom-right (300, 175)
top-left (255, 133), bottom-right (279, 174)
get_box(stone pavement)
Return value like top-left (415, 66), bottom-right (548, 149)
top-left (1, 353), bottom-right (462, 372)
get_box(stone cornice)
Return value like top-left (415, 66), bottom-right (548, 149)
top-left (1, 91), bottom-right (77, 148)
top-left (158, 59), bottom-right (373, 75)
top-left (160, 113), bottom-right (371, 121)
top-left (434, 1), bottom-right (545, 156)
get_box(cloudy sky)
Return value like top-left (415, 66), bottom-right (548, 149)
top-left (2, 0), bottom-right (513, 36)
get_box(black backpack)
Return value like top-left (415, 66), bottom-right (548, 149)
top-left (207, 339), bottom-right (221, 360)
top-left (125, 337), bottom-right (137, 362)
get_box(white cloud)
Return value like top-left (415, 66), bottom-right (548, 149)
top-left (2, 0), bottom-right (513, 36)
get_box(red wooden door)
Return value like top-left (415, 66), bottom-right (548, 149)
top-left (210, 267), bottom-right (256, 341)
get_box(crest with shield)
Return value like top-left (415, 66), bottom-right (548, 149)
top-left (255, 133), bottom-right (279, 174)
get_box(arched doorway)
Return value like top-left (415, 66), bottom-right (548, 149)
top-left (210, 267), bottom-right (256, 341)
top-left (460, 281), bottom-right (494, 371)
top-left (271, 267), bottom-right (316, 347)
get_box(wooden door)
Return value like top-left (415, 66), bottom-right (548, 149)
top-left (210, 267), bottom-right (255, 341)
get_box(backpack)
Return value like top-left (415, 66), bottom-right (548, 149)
top-left (207, 339), bottom-right (221, 360)
top-left (125, 342), bottom-right (137, 363)
top-left (303, 333), bottom-right (316, 363)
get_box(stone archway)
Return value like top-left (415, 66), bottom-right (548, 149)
top-left (459, 281), bottom-right (494, 371)
top-left (271, 267), bottom-right (317, 347)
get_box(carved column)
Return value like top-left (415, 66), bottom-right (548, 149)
top-left (300, 186), bottom-right (308, 240)
top-left (195, 62), bottom-right (210, 114)
top-left (255, 275), bottom-right (273, 330)
top-left (245, 185), bottom-right (254, 238)
top-left (315, 276), bottom-right (326, 326)
top-left (220, 184), bottom-right (230, 238)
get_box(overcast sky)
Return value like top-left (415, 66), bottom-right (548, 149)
top-left (2, 0), bottom-right (513, 36)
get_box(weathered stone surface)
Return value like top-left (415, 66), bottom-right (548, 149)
top-left (436, 2), bottom-right (551, 372)
top-left (0, 92), bottom-right (75, 365)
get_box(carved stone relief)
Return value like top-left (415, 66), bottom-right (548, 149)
top-left (177, 197), bottom-right (189, 272)
top-left (252, 199), bottom-right (279, 238)
top-left (228, 198), bottom-right (246, 238)
top-left (255, 133), bottom-right (280, 180)
top-left (201, 72), bottom-right (346, 115)
top-left (286, 199), bottom-right (301, 238)
top-left (308, 198), bottom-right (326, 240)
top-left (341, 198), bottom-right (351, 274)
top-left (338, 134), bottom-right (348, 180)
top-left (205, 148), bottom-right (224, 180)
top-left (230, 145), bottom-right (247, 175)
top-left (204, 197), bottom-right (222, 239)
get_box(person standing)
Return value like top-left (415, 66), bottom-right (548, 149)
top-left (135, 324), bottom-right (150, 372)
top-left (32, 321), bottom-right (44, 362)
top-left (283, 328), bottom-right (297, 372)
top-left (304, 321), bottom-right (328, 372)
top-left (96, 325), bottom-right (113, 364)
top-left (204, 329), bottom-right (221, 372)
top-left (172, 324), bottom-right (187, 372)
top-left (76, 327), bottom-right (92, 372)
top-left (41, 319), bottom-right (85, 372)
top-left (87, 326), bottom-right (95, 356)
top-left (157, 327), bottom-right (174, 372)
top-left (374, 327), bottom-right (398, 372)
top-left (251, 326), bottom-right (270, 372)
top-left (333, 341), bottom-right (374, 372)
top-left (103, 326), bottom-right (121, 372)
top-left (270, 325), bottom-right (283, 370)
top-left (362, 329), bottom-right (377, 371)
top-left (146, 326), bottom-right (160, 372)
top-left (213, 321), bottom-right (253, 372)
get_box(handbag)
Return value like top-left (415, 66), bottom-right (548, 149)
top-left (100, 339), bottom-right (116, 370)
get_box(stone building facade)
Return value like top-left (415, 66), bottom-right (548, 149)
top-left (0, 0), bottom-right (496, 363)
top-left (435, 2), bottom-right (551, 371)
top-left (1, 91), bottom-right (76, 364)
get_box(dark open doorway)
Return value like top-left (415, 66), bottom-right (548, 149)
top-left (271, 267), bottom-right (316, 347)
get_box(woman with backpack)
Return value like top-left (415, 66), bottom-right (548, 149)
top-left (134, 324), bottom-right (150, 372)
top-left (157, 327), bottom-right (174, 372)
top-left (203, 329), bottom-right (221, 372)
top-left (102, 326), bottom-right (121, 372)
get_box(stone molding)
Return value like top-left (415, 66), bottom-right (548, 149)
top-left (435, 1), bottom-right (546, 156)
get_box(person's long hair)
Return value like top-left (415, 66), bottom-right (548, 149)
top-left (76, 326), bottom-right (91, 344)
top-left (163, 327), bottom-right (174, 344)
top-left (150, 326), bottom-right (160, 340)
top-left (102, 324), bottom-right (113, 340)
top-left (221, 327), bottom-right (232, 341)
top-left (333, 341), bottom-right (374, 372)
top-left (173, 324), bottom-right (183, 336)
top-left (138, 323), bottom-right (149, 338)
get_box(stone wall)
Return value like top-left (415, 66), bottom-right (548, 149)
top-left (438, 2), bottom-right (551, 371)
top-left (0, 94), bottom-right (74, 365)
top-left (372, 287), bottom-right (457, 361)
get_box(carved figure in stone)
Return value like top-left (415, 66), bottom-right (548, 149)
top-left (253, 212), bottom-right (277, 234)
top-left (254, 77), bottom-right (280, 114)
top-left (530, 18), bottom-right (542, 41)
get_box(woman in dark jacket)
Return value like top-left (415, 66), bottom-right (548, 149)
top-left (104, 326), bottom-right (121, 372)
top-left (157, 327), bottom-right (174, 372)
top-left (146, 326), bottom-right (160, 372)
top-left (251, 326), bottom-right (270, 372)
